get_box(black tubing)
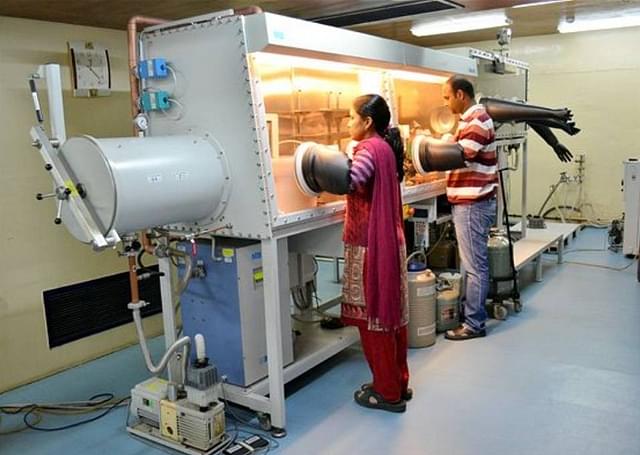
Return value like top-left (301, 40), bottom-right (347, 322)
top-left (480, 97), bottom-right (572, 123)
top-left (528, 123), bottom-right (574, 162)
top-left (300, 145), bottom-right (351, 195)
top-left (497, 168), bottom-right (520, 301)
top-left (414, 137), bottom-right (465, 173)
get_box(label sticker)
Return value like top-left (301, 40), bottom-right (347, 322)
top-left (175, 171), bottom-right (189, 181)
top-left (417, 286), bottom-right (435, 297)
top-left (417, 324), bottom-right (435, 336)
top-left (64, 180), bottom-right (79, 197)
top-left (222, 248), bottom-right (234, 258)
top-left (253, 268), bottom-right (264, 286)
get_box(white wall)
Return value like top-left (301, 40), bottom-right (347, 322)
top-left (0, 16), bottom-right (163, 392)
top-left (441, 26), bottom-right (640, 221)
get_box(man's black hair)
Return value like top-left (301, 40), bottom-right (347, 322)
top-left (447, 76), bottom-right (475, 99)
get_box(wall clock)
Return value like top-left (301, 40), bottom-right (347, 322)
top-left (68, 41), bottom-right (111, 97)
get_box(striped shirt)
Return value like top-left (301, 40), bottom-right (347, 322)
top-left (350, 148), bottom-right (375, 190)
top-left (446, 104), bottom-right (498, 204)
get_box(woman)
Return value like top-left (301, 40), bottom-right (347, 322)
top-left (341, 94), bottom-right (410, 413)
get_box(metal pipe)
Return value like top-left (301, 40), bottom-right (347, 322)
top-left (127, 15), bottom-right (167, 128)
top-left (234, 5), bottom-right (263, 15)
top-left (181, 341), bottom-right (191, 386)
top-left (521, 140), bottom-right (528, 239)
top-left (39, 64), bottom-right (67, 144)
top-left (128, 255), bottom-right (140, 303)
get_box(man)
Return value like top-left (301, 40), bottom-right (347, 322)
top-left (442, 76), bottom-right (497, 340)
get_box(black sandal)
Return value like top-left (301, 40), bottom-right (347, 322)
top-left (354, 388), bottom-right (406, 413)
top-left (361, 383), bottom-right (413, 401)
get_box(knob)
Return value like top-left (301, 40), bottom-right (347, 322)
top-left (36, 192), bottom-right (55, 200)
top-left (44, 164), bottom-right (53, 171)
top-left (76, 183), bottom-right (87, 199)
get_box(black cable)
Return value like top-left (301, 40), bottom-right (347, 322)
top-left (1, 393), bottom-right (115, 415)
top-left (22, 396), bottom-right (129, 432)
top-left (219, 383), bottom-right (279, 451)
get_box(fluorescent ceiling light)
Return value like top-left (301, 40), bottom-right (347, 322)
top-left (513, 0), bottom-right (572, 9)
top-left (411, 9), bottom-right (511, 37)
top-left (558, 9), bottom-right (640, 33)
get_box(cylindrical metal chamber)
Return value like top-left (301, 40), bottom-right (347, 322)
top-left (59, 134), bottom-right (226, 242)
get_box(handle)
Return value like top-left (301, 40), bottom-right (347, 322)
top-left (29, 78), bottom-right (44, 123)
top-left (406, 250), bottom-right (427, 267)
top-left (36, 192), bottom-right (55, 200)
top-left (54, 199), bottom-right (63, 225)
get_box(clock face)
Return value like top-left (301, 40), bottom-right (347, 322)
top-left (68, 41), bottom-right (111, 97)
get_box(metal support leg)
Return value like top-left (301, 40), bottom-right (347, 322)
top-left (334, 257), bottom-right (341, 283)
top-left (261, 238), bottom-right (287, 434)
top-left (557, 236), bottom-right (564, 264)
top-left (158, 254), bottom-right (179, 382)
top-left (521, 140), bottom-right (528, 239)
top-left (535, 254), bottom-right (543, 282)
top-left (496, 145), bottom-right (506, 230)
top-left (37, 64), bottom-right (67, 144)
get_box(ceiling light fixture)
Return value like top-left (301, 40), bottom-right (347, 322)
top-left (411, 9), bottom-right (511, 37)
top-left (513, 0), bottom-right (572, 9)
top-left (558, 9), bottom-right (640, 33)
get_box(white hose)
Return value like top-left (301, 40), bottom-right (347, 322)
top-left (169, 248), bottom-right (193, 295)
top-left (131, 306), bottom-right (190, 376)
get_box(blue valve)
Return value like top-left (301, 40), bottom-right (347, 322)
top-left (140, 91), bottom-right (171, 112)
top-left (138, 58), bottom-right (168, 79)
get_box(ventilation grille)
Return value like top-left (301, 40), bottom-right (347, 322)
top-left (312, 0), bottom-right (461, 28)
top-left (43, 266), bottom-right (162, 348)
top-left (178, 413), bottom-right (213, 451)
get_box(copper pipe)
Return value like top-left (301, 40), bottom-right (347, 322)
top-left (128, 255), bottom-right (140, 303)
top-left (141, 231), bottom-right (155, 255)
top-left (127, 15), bottom-right (167, 126)
top-left (234, 5), bottom-right (263, 15)
top-left (127, 15), bottom-right (167, 283)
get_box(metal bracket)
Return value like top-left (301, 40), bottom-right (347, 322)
top-left (30, 125), bottom-right (113, 250)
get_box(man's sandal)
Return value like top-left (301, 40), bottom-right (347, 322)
top-left (353, 388), bottom-right (407, 413)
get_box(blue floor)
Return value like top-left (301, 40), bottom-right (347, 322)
top-left (1, 227), bottom-right (639, 455)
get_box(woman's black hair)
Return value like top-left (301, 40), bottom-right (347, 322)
top-left (353, 94), bottom-right (405, 182)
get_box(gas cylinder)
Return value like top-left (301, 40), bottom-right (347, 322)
top-left (406, 251), bottom-right (437, 348)
top-left (488, 228), bottom-right (513, 296)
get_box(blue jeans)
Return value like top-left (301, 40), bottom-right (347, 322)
top-left (451, 198), bottom-right (496, 332)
